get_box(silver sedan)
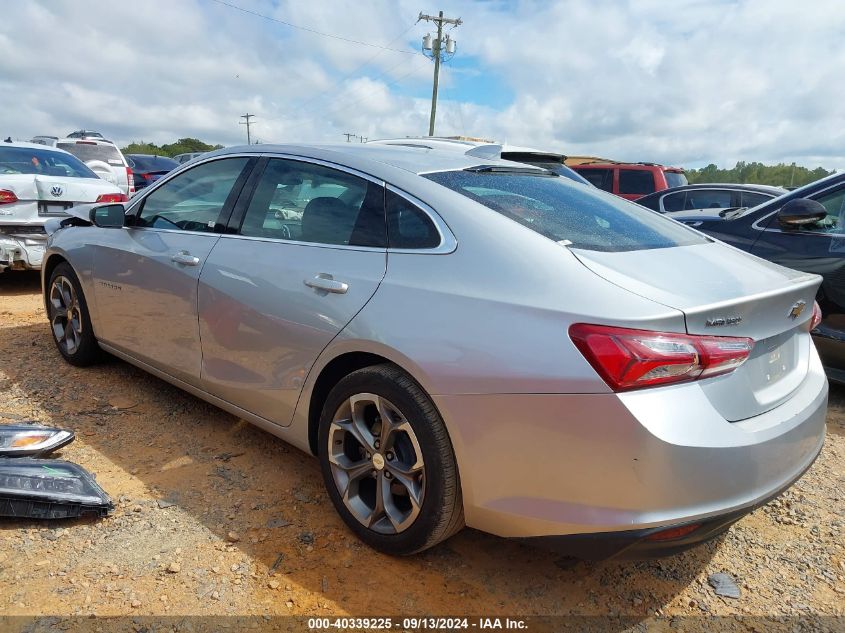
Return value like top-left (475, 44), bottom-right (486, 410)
top-left (42, 144), bottom-right (827, 557)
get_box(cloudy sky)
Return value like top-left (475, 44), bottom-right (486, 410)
top-left (2, 0), bottom-right (844, 169)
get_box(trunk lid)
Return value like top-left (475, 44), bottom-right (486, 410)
top-left (572, 241), bottom-right (821, 421)
top-left (0, 175), bottom-right (121, 222)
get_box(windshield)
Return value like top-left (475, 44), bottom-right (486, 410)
top-left (424, 170), bottom-right (709, 252)
top-left (0, 146), bottom-right (98, 178)
top-left (665, 171), bottom-right (688, 188)
top-left (57, 141), bottom-right (124, 166)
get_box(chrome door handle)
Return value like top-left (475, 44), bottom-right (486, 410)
top-left (304, 274), bottom-right (348, 294)
top-left (171, 251), bottom-right (200, 266)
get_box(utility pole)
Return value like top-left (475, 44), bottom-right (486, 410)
top-left (239, 113), bottom-right (256, 144)
top-left (419, 10), bottom-right (461, 136)
top-left (343, 132), bottom-right (357, 142)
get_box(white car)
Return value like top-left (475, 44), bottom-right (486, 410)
top-left (0, 142), bottom-right (125, 271)
top-left (53, 138), bottom-right (134, 197)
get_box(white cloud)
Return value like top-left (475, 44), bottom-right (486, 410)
top-left (1, 0), bottom-right (843, 170)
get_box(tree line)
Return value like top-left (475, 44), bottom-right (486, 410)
top-left (120, 138), bottom-right (223, 158)
top-left (119, 139), bottom-right (836, 189)
top-left (685, 161), bottom-right (834, 188)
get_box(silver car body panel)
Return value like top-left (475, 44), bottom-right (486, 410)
top-left (43, 143), bottom-right (828, 540)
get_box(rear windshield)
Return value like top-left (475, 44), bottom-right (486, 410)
top-left (423, 170), bottom-right (709, 252)
top-left (665, 171), bottom-right (688, 188)
top-left (57, 141), bottom-right (124, 166)
top-left (0, 146), bottom-right (98, 178)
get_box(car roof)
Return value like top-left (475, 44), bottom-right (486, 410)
top-left (638, 183), bottom-right (786, 203)
top-left (573, 161), bottom-right (684, 171)
top-left (207, 143), bottom-right (547, 176)
top-left (368, 137), bottom-right (567, 162)
top-left (56, 137), bottom-right (118, 146)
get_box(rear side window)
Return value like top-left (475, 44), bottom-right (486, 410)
top-left (239, 158), bottom-right (386, 247)
top-left (661, 191), bottom-right (686, 212)
top-left (424, 170), bottom-right (708, 252)
top-left (136, 157), bottom-right (250, 232)
top-left (57, 142), bottom-right (124, 167)
top-left (575, 168), bottom-right (613, 192)
top-left (387, 190), bottom-right (440, 249)
top-left (619, 169), bottom-right (655, 195)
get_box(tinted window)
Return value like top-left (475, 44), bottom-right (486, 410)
top-left (661, 191), bottom-right (686, 212)
top-left (618, 169), bottom-right (655, 195)
top-left (664, 172), bottom-right (688, 188)
top-left (239, 158), bottom-right (385, 247)
top-left (685, 189), bottom-right (733, 210)
top-left (795, 188), bottom-right (845, 234)
top-left (0, 146), bottom-right (97, 178)
top-left (741, 191), bottom-right (773, 208)
top-left (128, 155), bottom-right (179, 171)
top-left (575, 168), bottom-right (613, 191)
top-left (137, 157), bottom-right (249, 232)
top-left (424, 170), bottom-right (708, 252)
top-left (57, 141), bottom-right (124, 166)
top-left (387, 190), bottom-right (440, 249)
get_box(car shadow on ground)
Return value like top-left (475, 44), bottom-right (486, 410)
top-left (0, 270), bottom-right (41, 296)
top-left (0, 296), bottom-right (722, 618)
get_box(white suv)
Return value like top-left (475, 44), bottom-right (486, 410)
top-left (53, 138), bottom-right (134, 197)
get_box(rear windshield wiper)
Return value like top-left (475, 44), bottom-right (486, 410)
top-left (464, 165), bottom-right (558, 177)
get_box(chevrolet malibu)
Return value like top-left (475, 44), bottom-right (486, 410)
top-left (41, 144), bottom-right (827, 557)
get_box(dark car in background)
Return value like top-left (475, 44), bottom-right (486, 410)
top-left (674, 172), bottom-right (845, 381)
top-left (126, 154), bottom-right (179, 191)
top-left (637, 183), bottom-right (785, 214)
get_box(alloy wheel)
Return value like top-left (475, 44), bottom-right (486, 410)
top-left (49, 275), bottom-right (83, 355)
top-left (328, 393), bottom-right (425, 534)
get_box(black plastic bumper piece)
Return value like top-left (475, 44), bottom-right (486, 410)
top-left (517, 447), bottom-right (821, 561)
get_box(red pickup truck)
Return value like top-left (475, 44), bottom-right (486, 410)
top-left (570, 162), bottom-right (687, 201)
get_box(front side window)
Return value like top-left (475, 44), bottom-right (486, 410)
top-left (136, 157), bottom-right (250, 232)
top-left (424, 170), bottom-right (708, 252)
top-left (742, 191), bottom-right (773, 208)
top-left (664, 172), bottom-right (688, 188)
top-left (798, 187), bottom-right (845, 234)
top-left (619, 169), bottom-right (655, 195)
top-left (685, 189), bottom-right (733, 210)
top-left (239, 158), bottom-right (385, 247)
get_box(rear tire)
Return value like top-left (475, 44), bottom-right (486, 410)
top-left (318, 364), bottom-right (464, 555)
top-left (47, 262), bottom-right (101, 366)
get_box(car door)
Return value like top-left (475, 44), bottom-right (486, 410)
top-left (750, 183), bottom-right (845, 367)
top-left (197, 156), bottom-right (387, 426)
top-left (91, 156), bottom-right (255, 386)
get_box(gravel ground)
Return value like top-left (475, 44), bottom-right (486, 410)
top-left (0, 271), bottom-right (843, 626)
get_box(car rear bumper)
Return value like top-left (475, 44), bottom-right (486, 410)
top-left (433, 347), bottom-right (828, 545)
top-left (0, 235), bottom-right (46, 271)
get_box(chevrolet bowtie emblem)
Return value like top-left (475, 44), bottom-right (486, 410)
top-left (788, 300), bottom-right (806, 320)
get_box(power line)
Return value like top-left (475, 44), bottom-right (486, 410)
top-left (210, 0), bottom-right (419, 55)
top-left (239, 113), bottom-right (256, 144)
top-left (419, 10), bottom-right (462, 136)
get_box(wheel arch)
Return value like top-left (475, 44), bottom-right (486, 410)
top-left (303, 344), bottom-right (441, 458)
top-left (42, 253), bottom-right (70, 312)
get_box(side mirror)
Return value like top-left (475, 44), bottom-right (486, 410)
top-left (89, 204), bottom-right (125, 228)
top-left (777, 198), bottom-right (827, 229)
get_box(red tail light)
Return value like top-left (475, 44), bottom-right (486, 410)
top-left (810, 301), bottom-right (822, 331)
top-left (126, 167), bottom-right (135, 195)
top-left (76, 140), bottom-right (97, 145)
top-left (0, 189), bottom-right (18, 205)
top-left (96, 193), bottom-right (128, 203)
top-left (569, 324), bottom-right (754, 391)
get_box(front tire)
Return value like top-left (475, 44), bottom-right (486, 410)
top-left (318, 364), bottom-right (463, 555)
top-left (47, 262), bottom-right (101, 366)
